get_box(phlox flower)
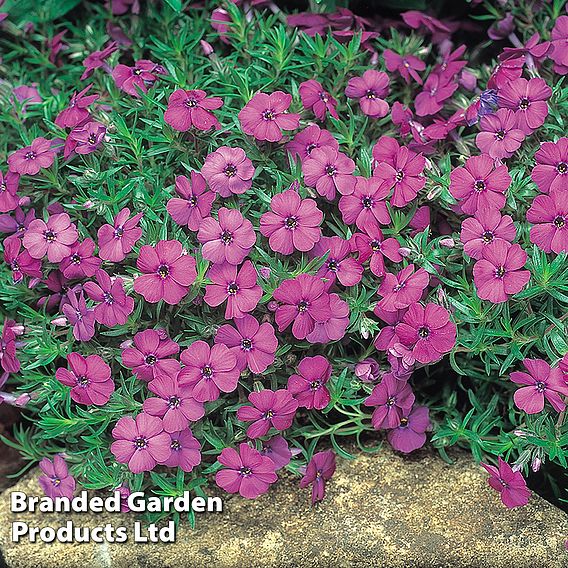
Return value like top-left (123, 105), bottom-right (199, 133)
top-left (121, 329), bottom-right (180, 382)
top-left (449, 154), bottom-right (511, 214)
top-left (473, 241), bottom-right (530, 303)
top-left (383, 49), bottom-right (425, 84)
top-left (201, 146), bottom-right (255, 197)
top-left (302, 146), bottom-right (356, 200)
top-left (259, 188), bottom-right (323, 255)
top-left (215, 443), bottom-right (277, 499)
top-left (305, 293), bottom-right (349, 344)
top-left (63, 121), bottom-right (106, 159)
top-left (215, 314), bottom-right (278, 374)
top-left (339, 176), bottom-right (391, 230)
top-left (112, 59), bottom-right (165, 97)
top-left (164, 89), bottom-right (223, 132)
top-left (387, 405), bottom-right (430, 454)
top-left (287, 355), bottom-right (332, 410)
top-left (395, 303), bottom-right (457, 364)
top-left (237, 389), bottom-right (298, 439)
top-left (373, 307), bottom-right (407, 352)
top-left (481, 458), bottom-right (530, 509)
top-left (0, 171), bottom-right (19, 213)
top-left (344, 70), bottom-right (389, 118)
top-left (55, 352), bottom-right (114, 406)
top-left (238, 91), bottom-right (300, 142)
top-left (311, 236), bottom-right (363, 287)
top-left (0, 207), bottom-right (35, 241)
top-left (62, 289), bottom-right (95, 342)
top-left (273, 274), bottom-right (332, 339)
top-left (163, 429), bottom-right (201, 472)
top-left (55, 84), bottom-right (98, 129)
top-left (476, 108), bottom-right (525, 159)
top-left (39, 456), bottom-right (76, 500)
top-left (414, 73), bottom-right (458, 117)
top-left (260, 436), bottom-right (293, 470)
top-left (352, 225), bottom-right (402, 278)
top-left (97, 207), bottom-right (142, 263)
top-left (487, 56), bottom-right (525, 90)
top-left (111, 413), bottom-right (171, 474)
top-left (3, 238), bottom-right (42, 283)
top-left (286, 124), bottom-right (339, 159)
top-left (364, 374), bottom-right (415, 429)
top-left (299, 80), bottom-right (339, 121)
top-left (167, 172), bottom-right (215, 231)
top-left (299, 451), bottom-right (336, 505)
top-left (134, 239), bottom-right (197, 304)
top-left (198, 207), bottom-right (255, 265)
top-left (355, 358), bottom-right (381, 383)
top-left (84, 269), bottom-right (134, 327)
top-left (460, 209), bottom-right (516, 259)
top-left (376, 264), bottom-right (429, 312)
top-left (550, 16), bottom-right (568, 74)
top-left (59, 238), bottom-right (101, 279)
top-left (81, 42), bottom-right (117, 80)
top-left (204, 260), bottom-right (262, 319)
top-left (531, 138), bottom-right (568, 194)
top-left (178, 340), bottom-right (239, 403)
top-left (8, 137), bottom-right (55, 176)
top-left (0, 320), bottom-right (20, 374)
top-left (527, 189), bottom-right (568, 254)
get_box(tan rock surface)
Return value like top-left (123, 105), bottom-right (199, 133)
top-left (1, 448), bottom-right (567, 567)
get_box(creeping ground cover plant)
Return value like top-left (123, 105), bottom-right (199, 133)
top-left (2, 0), bottom-right (568, 520)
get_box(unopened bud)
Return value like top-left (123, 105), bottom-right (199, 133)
top-left (51, 316), bottom-right (68, 326)
top-left (200, 40), bottom-right (214, 57)
top-left (259, 266), bottom-right (271, 279)
top-left (18, 196), bottom-right (31, 207)
top-left (439, 237), bottom-right (455, 248)
top-left (267, 300), bottom-right (279, 312)
top-left (398, 247), bottom-right (411, 258)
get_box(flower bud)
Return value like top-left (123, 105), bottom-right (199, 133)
top-left (200, 40), bottom-right (214, 57)
top-left (51, 316), bottom-right (68, 326)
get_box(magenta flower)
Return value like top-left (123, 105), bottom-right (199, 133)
top-left (414, 73), bottom-right (458, 117)
top-left (122, 329), bottom-right (180, 382)
top-left (55, 352), bottom-right (114, 406)
top-left (23, 213), bottom-right (78, 263)
top-left (476, 108), bottom-right (525, 159)
top-left (273, 274), bottom-right (332, 339)
top-left (481, 458), bottom-right (531, 509)
top-left (531, 138), bottom-right (568, 193)
top-left (352, 225), bottom-right (402, 278)
top-left (64, 121), bottom-right (106, 159)
top-left (311, 236), bottom-right (363, 287)
top-left (259, 189), bottom-right (323, 255)
top-left (339, 175), bottom-right (391, 230)
top-left (215, 443), bottom-right (278, 499)
top-left (303, 146), bottom-right (356, 200)
top-left (204, 260), bottom-right (262, 319)
top-left (355, 358), bottom-right (381, 383)
top-left (59, 238), bottom-right (101, 279)
top-left (396, 303), bottom-right (457, 364)
top-left (499, 77), bottom-right (552, 134)
top-left (144, 373), bottom-right (205, 432)
top-left (62, 289), bottom-right (95, 342)
top-left (3, 238), bottom-right (42, 283)
top-left (372, 136), bottom-right (426, 207)
top-left (487, 57), bottom-right (524, 90)
top-left (112, 59), bottom-right (165, 97)
top-left (450, 155), bottom-right (511, 214)
top-left (551, 16), bottom-right (568, 74)
top-left (111, 413), bottom-right (171, 474)
top-left (162, 429), bottom-right (201, 472)
top-left (8, 137), bottom-right (55, 176)
top-left (345, 70), bottom-right (389, 118)
top-left (178, 340), bottom-right (239, 403)
top-left (134, 240), bottom-right (197, 304)
top-left (81, 42), bottom-right (117, 80)
top-left (364, 374), bottom-right (415, 429)
top-left (460, 209), bottom-right (516, 260)
top-left (0, 171), bottom-right (19, 213)
top-left (215, 315), bottom-right (278, 374)
top-left (299, 80), bottom-right (339, 121)
top-left (527, 190), bottom-right (568, 254)
top-left (377, 264), bottom-right (429, 311)
top-left (287, 355), bottom-right (332, 410)
top-left (238, 91), bottom-right (300, 142)
top-left (55, 85), bottom-right (98, 128)
top-left (0, 320), bottom-right (20, 374)
top-left (97, 207), bottom-right (143, 263)
top-left (305, 293), bottom-right (349, 344)
top-left (167, 172), bottom-right (215, 231)
top-left (387, 405), bottom-right (430, 453)
top-left (164, 89), bottom-right (223, 132)
top-left (201, 146), bottom-right (255, 197)
top-left (374, 307), bottom-right (407, 352)
top-left (473, 241), bottom-right (530, 303)
top-left (0, 207), bottom-right (35, 241)
top-left (286, 124), bottom-right (339, 159)
top-left (260, 436), bottom-right (293, 470)
top-left (299, 450), bottom-right (336, 505)
top-left (12, 85), bottom-right (42, 110)
top-left (237, 389), bottom-right (299, 439)
top-left (510, 358), bottom-right (568, 414)
top-left (383, 49), bottom-right (425, 84)
top-left (198, 207), bottom-right (255, 265)
top-left (38, 456), bottom-right (76, 500)
top-left (84, 269), bottom-right (134, 327)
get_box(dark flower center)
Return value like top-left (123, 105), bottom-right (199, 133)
top-left (241, 338), bottom-right (253, 351)
top-left (365, 89), bottom-right (376, 99)
top-left (535, 381), bottom-right (546, 393)
top-left (482, 231), bottom-right (494, 243)
top-left (264, 410), bottom-right (274, 420)
top-left (103, 292), bottom-right (114, 304)
top-left (171, 440), bottom-right (181, 451)
top-left (77, 375), bottom-right (89, 386)
top-left (88, 133), bottom-right (97, 145)
top-left (11, 260), bottom-right (19, 271)
top-left (134, 436), bottom-right (148, 449)
top-left (44, 230), bottom-right (56, 242)
top-left (370, 240), bottom-right (381, 252)
top-left (386, 396), bottom-right (396, 407)
top-left (395, 170), bottom-right (404, 182)
top-left (328, 259), bottom-right (338, 272)
top-left (319, 92), bottom-right (329, 102)
top-left (262, 109), bottom-right (275, 121)
top-left (519, 98), bottom-right (530, 110)
top-left (157, 264), bottom-right (170, 279)
top-left (399, 417), bottom-right (409, 427)
top-left (393, 283), bottom-right (405, 292)
top-left (554, 215), bottom-right (565, 228)
top-left (557, 162), bottom-right (568, 174)
top-left (224, 164), bottom-right (237, 177)
top-left (221, 230), bottom-right (233, 244)
top-left (298, 300), bottom-right (309, 312)
top-left (495, 129), bottom-right (506, 141)
top-left (325, 165), bottom-right (336, 176)
top-left (75, 309), bottom-right (83, 321)
top-left (474, 180), bottom-right (486, 192)
top-left (202, 365), bottom-right (213, 379)
top-left (168, 396), bottom-right (181, 408)
top-left (184, 98), bottom-right (197, 108)
top-left (227, 282), bottom-right (239, 295)
top-left (188, 196), bottom-right (198, 207)
top-left (418, 326), bottom-right (430, 338)
top-left (50, 476), bottom-right (62, 487)
top-left (145, 354), bottom-right (157, 365)
top-left (25, 151), bottom-right (37, 160)
top-left (285, 216), bottom-right (297, 229)
top-left (306, 143), bottom-right (317, 154)
top-left (310, 380), bottom-right (321, 391)
top-left (133, 68), bottom-right (142, 76)
top-left (239, 466), bottom-right (253, 476)
top-left (71, 254), bottom-right (82, 265)
top-left (0, 182), bottom-right (5, 193)
top-left (495, 266), bottom-right (506, 278)
top-left (362, 197), bottom-right (374, 209)
top-left (114, 227), bottom-right (124, 238)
